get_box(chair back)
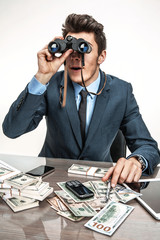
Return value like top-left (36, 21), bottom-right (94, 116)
top-left (110, 130), bottom-right (126, 162)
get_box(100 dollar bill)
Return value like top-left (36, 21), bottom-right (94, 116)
top-left (85, 201), bottom-right (134, 236)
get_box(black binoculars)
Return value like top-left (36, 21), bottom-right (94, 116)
top-left (48, 35), bottom-right (92, 54)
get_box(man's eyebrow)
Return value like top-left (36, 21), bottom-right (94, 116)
top-left (88, 41), bottom-right (93, 46)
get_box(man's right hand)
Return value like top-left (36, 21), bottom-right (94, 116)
top-left (35, 36), bottom-right (73, 85)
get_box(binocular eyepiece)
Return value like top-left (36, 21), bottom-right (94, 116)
top-left (48, 35), bottom-right (92, 54)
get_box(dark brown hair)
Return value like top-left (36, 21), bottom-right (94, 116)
top-left (62, 13), bottom-right (106, 56)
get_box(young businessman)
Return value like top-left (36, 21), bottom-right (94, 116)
top-left (3, 13), bottom-right (160, 187)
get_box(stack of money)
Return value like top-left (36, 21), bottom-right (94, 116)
top-left (0, 159), bottom-right (53, 212)
top-left (68, 164), bottom-right (109, 177)
top-left (48, 178), bottom-right (141, 235)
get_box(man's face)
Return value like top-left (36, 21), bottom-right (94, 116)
top-left (65, 32), bottom-right (106, 86)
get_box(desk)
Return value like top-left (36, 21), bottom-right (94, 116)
top-left (0, 153), bottom-right (160, 240)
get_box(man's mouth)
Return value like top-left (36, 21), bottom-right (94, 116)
top-left (70, 66), bottom-right (82, 71)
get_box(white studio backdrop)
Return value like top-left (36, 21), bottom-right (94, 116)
top-left (0, 0), bottom-right (160, 157)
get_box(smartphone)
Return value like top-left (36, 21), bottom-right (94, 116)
top-left (26, 165), bottom-right (55, 177)
top-left (65, 180), bottom-right (94, 199)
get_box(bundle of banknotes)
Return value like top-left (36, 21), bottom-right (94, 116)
top-left (68, 163), bottom-right (110, 177)
top-left (0, 159), bottom-right (53, 212)
top-left (48, 165), bottom-right (142, 236)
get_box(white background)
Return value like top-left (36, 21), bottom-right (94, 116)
top-left (0, 0), bottom-right (160, 157)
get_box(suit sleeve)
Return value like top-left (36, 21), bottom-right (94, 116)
top-left (120, 83), bottom-right (160, 175)
top-left (2, 85), bottom-right (47, 138)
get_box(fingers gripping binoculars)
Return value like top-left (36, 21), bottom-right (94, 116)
top-left (48, 35), bottom-right (92, 54)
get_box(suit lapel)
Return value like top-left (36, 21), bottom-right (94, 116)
top-left (60, 70), bottom-right (110, 151)
top-left (84, 71), bottom-right (110, 148)
top-left (60, 74), bottom-right (82, 149)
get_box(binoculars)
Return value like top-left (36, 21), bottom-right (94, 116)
top-left (48, 35), bottom-right (92, 54)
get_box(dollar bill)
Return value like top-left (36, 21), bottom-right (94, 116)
top-left (89, 180), bottom-right (108, 198)
top-left (55, 190), bottom-right (97, 217)
top-left (88, 181), bottom-right (120, 204)
top-left (57, 210), bottom-right (84, 222)
top-left (85, 201), bottom-right (134, 236)
top-left (5, 173), bottom-right (39, 190)
top-left (48, 196), bottom-right (68, 212)
top-left (24, 177), bottom-right (42, 190)
top-left (68, 164), bottom-right (109, 178)
top-left (0, 159), bottom-right (21, 182)
top-left (114, 184), bottom-right (142, 203)
top-left (2, 194), bottom-right (39, 212)
top-left (48, 196), bottom-right (84, 221)
top-left (0, 185), bottom-right (53, 201)
top-left (57, 181), bottom-right (96, 203)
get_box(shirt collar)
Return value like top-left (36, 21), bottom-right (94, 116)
top-left (72, 71), bottom-right (101, 99)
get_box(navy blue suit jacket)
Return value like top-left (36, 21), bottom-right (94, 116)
top-left (3, 70), bottom-right (160, 174)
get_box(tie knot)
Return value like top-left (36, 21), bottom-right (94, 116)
top-left (80, 90), bottom-right (88, 99)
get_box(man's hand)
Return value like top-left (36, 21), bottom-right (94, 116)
top-left (35, 36), bottom-right (73, 85)
top-left (102, 157), bottom-right (142, 187)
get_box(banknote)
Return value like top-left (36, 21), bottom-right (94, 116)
top-left (0, 185), bottom-right (53, 201)
top-left (114, 184), bottom-right (142, 203)
top-left (88, 181), bottom-right (141, 204)
top-left (0, 166), bottom-right (13, 177)
top-left (85, 201), bottom-right (134, 236)
top-left (68, 164), bottom-right (109, 177)
top-left (55, 190), bottom-right (97, 217)
top-left (49, 196), bottom-right (84, 221)
top-left (24, 177), bottom-right (42, 190)
top-left (48, 196), bottom-right (68, 212)
top-left (88, 180), bottom-right (119, 204)
top-left (57, 181), bottom-right (96, 202)
top-left (5, 173), bottom-right (39, 190)
top-left (89, 180), bottom-right (108, 198)
top-left (0, 159), bottom-right (21, 182)
top-left (20, 182), bottom-right (49, 195)
top-left (57, 210), bottom-right (84, 222)
top-left (2, 194), bottom-right (39, 212)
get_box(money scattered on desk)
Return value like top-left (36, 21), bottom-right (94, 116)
top-left (0, 159), bottom-right (53, 212)
top-left (84, 201), bottom-right (134, 236)
top-left (68, 164), bottom-right (109, 177)
top-left (57, 181), bottom-right (96, 203)
top-left (114, 184), bottom-right (142, 203)
top-left (47, 196), bottom-right (84, 222)
top-left (47, 179), bottom-right (140, 235)
top-left (55, 190), bottom-right (97, 217)
top-left (57, 210), bottom-right (84, 222)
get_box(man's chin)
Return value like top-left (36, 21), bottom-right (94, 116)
top-left (70, 78), bottom-right (83, 86)
top-left (68, 74), bottom-right (83, 85)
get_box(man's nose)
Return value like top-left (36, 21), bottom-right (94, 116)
top-left (70, 51), bottom-right (81, 60)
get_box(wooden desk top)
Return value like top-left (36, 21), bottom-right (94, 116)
top-left (0, 154), bottom-right (160, 240)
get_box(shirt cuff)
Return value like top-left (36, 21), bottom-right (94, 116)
top-left (28, 76), bottom-right (48, 95)
top-left (127, 154), bottom-right (148, 172)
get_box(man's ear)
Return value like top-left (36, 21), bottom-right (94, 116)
top-left (97, 50), bottom-right (106, 65)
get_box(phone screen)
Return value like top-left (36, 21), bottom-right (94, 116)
top-left (26, 165), bottom-right (55, 177)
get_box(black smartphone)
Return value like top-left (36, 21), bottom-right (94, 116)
top-left (65, 180), bottom-right (94, 199)
top-left (26, 165), bottom-right (55, 177)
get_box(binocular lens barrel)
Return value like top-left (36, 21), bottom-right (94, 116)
top-left (49, 42), bottom-right (60, 53)
top-left (48, 36), bottom-right (92, 54)
top-left (78, 42), bottom-right (90, 53)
